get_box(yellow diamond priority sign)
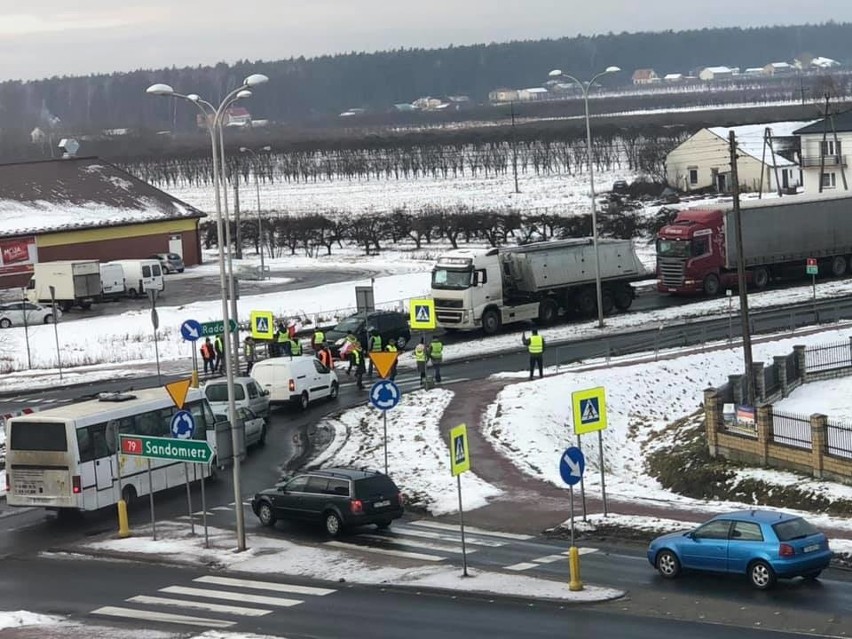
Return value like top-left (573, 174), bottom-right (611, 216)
top-left (449, 423), bottom-right (471, 476)
top-left (572, 387), bottom-right (607, 435)
top-left (410, 298), bottom-right (436, 330)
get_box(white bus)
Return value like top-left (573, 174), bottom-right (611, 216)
top-left (5, 388), bottom-right (218, 512)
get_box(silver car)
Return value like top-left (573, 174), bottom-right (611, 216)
top-left (149, 253), bottom-right (185, 274)
top-left (0, 302), bottom-right (62, 328)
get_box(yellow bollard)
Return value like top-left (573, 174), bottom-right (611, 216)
top-left (191, 369), bottom-right (199, 389)
top-left (117, 499), bottom-right (131, 538)
top-left (568, 546), bottom-right (584, 591)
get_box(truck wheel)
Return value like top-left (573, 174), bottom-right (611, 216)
top-left (831, 255), bottom-right (847, 277)
top-left (59, 301), bottom-right (73, 313)
top-left (703, 274), bottom-right (721, 296)
top-left (79, 301), bottom-right (92, 310)
top-left (601, 289), bottom-right (615, 315)
top-left (537, 299), bottom-right (559, 325)
top-left (614, 285), bottom-right (633, 310)
top-left (751, 266), bottom-right (770, 289)
top-left (576, 289), bottom-right (596, 316)
top-left (481, 308), bottom-right (501, 335)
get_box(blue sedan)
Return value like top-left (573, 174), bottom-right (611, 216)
top-left (647, 510), bottom-right (833, 590)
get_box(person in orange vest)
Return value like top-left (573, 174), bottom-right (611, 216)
top-left (200, 337), bottom-right (215, 377)
top-left (316, 341), bottom-right (333, 370)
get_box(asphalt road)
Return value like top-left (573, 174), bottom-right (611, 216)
top-left (0, 555), bottom-right (841, 638)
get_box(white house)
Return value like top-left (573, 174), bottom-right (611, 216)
top-left (666, 121), bottom-right (809, 193)
top-left (663, 73), bottom-right (684, 82)
top-left (632, 69), bottom-right (660, 85)
top-left (699, 66), bottom-right (734, 81)
top-left (794, 111), bottom-right (852, 194)
top-left (489, 88), bottom-right (520, 103)
top-left (517, 87), bottom-right (549, 102)
top-left (763, 62), bottom-right (794, 76)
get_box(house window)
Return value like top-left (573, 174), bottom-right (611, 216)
top-left (820, 140), bottom-right (842, 156)
top-left (688, 167), bottom-right (698, 185)
top-left (822, 172), bottom-right (837, 189)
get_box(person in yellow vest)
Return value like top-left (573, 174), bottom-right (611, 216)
top-left (414, 339), bottom-right (428, 387)
top-left (385, 343), bottom-right (398, 380)
top-left (522, 329), bottom-right (545, 379)
top-left (311, 327), bottom-right (325, 352)
top-left (347, 342), bottom-right (366, 390)
top-left (276, 328), bottom-right (290, 357)
top-left (427, 337), bottom-right (443, 384)
top-left (367, 329), bottom-right (383, 377)
top-left (289, 335), bottom-right (303, 357)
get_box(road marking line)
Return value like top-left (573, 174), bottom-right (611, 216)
top-left (192, 511), bottom-right (216, 516)
top-left (505, 562), bottom-right (538, 571)
top-left (561, 548), bottom-right (599, 556)
top-left (211, 506), bottom-right (232, 511)
top-left (390, 526), bottom-right (505, 547)
top-left (532, 554), bottom-right (565, 564)
top-left (355, 533), bottom-right (476, 554)
top-left (409, 520), bottom-right (534, 540)
top-left (159, 586), bottom-right (302, 607)
top-left (127, 595), bottom-right (272, 617)
top-left (194, 576), bottom-right (335, 596)
top-left (325, 540), bottom-right (444, 562)
top-left (91, 606), bottom-right (235, 629)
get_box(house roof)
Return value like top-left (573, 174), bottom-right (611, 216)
top-left (703, 66), bottom-right (733, 74)
top-left (707, 121), bottom-right (815, 167)
top-left (632, 69), bottom-right (657, 80)
top-left (767, 62), bottom-right (793, 69)
top-left (794, 109), bottom-right (852, 135)
top-left (0, 157), bottom-right (204, 238)
top-left (663, 73), bottom-right (683, 80)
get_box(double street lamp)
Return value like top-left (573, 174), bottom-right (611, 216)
top-left (146, 72), bottom-right (269, 551)
top-left (239, 146), bottom-right (273, 280)
top-left (548, 66), bottom-right (621, 329)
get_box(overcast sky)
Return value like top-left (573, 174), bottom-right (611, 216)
top-left (2, 1), bottom-right (852, 81)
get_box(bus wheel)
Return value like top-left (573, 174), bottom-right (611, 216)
top-left (122, 485), bottom-right (137, 508)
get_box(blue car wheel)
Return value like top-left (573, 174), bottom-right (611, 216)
top-left (748, 560), bottom-right (776, 590)
top-left (656, 550), bottom-right (681, 579)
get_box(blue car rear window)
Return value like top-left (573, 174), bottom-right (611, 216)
top-left (772, 517), bottom-right (818, 541)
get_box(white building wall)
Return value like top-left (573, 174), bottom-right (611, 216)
top-left (798, 132), bottom-right (852, 194)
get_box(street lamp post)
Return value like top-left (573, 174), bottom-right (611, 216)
top-left (548, 66), bottom-right (621, 329)
top-left (146, 73), bottom-right (268, 551)
top-left (240, 146), bottom-right (272, 280)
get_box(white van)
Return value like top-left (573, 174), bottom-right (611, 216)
top-left (203, 377), bottom-right (270, 419)
top-left (250, 356), bottom-right (339, 410)
top-left (99, 263), bottom-right (125, 300)
top-left (107, 260), bottom-right (164, 298)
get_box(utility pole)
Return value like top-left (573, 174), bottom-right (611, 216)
top-left (729, 131), bottom-right (755, 405)
top-left (510, 102), bottom-right (520, 194)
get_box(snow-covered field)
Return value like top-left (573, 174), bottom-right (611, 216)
top-left (310, 389), bottom-right (502, 515)
top-left (776, 377), bottom-right (852, 422)
top-left (482, 326), bottom-right (852, 534)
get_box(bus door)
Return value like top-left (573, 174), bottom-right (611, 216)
top-left (89, 425), bottom-right (115, 503)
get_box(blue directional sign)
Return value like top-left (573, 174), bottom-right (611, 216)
top-left (170, 410), bottom-right (196, 440)
top-left (180, 319), bottom-right (203, 342)
top-left (370, 380), bottom-right (401, 411)
top-left (559, 446), bottom-right (585, 486)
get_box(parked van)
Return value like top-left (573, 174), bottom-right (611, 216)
top-left (107, 260), bottom-right (164, 298)
top-left (203, 377), bottom-right (270, 419)
top-left (99, 263), bottom-right (125, 301)
top-left (250, 357), bottom-right (339, 410)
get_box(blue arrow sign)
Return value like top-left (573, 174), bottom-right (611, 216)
top-left (559, 446), bottom-right (585, 486)
top-left (370, 380), bottom-right (401, 411)
top-left (170, 410), bottom-right (196, 440)
top-left (180, 319), bottom-right (202, 342)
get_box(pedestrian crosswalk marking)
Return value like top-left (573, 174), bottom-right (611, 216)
top-left (194, 575), bottom-right (335, 596)
top-left (505, 562), bottom-right (538, 571)
top-left (91, 606), bottom-right (235, 629)
top-left (409, 520), bottom-right (534, 540)
top-left (325, 540), bottom-right (445, 562)
top-left (127, 595), bottom-right (271, 617)
top-left (355, 533), bottom-right (476, 554)
top-left (159, 586), bottom-right (302, 608)
top-left (415, 305), bottom-right (430, 322)
top-left (392, 525), bottom-right (505, 547)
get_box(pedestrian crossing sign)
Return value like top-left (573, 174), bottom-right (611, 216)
top-left (449, 423), bottom-right (471, 476)
top-left (571, 387), bottom-right (607, 435)
top-left (409, 298), bottom-right (436, 330)
top-left (250, 310), bottom-right (275, 340)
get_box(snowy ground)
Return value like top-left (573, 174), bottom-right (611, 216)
top-left (310, 388), bottom-right (502, 515)
top-left (80, 522), bottom-right (621, 602)
top-left (483, 325), bottom-right (852, 537)
top-left (776, 377), bottom-right (852, 422)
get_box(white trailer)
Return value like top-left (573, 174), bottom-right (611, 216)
top-left (431, 238), bottom-right (647, 334)
top-left (26, 260), bottom-right (101, 311)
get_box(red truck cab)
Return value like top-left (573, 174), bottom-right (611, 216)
top-left (656, 208), bottom-right (729, 295)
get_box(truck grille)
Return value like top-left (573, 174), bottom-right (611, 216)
top-left (434, 298), bottom-right (463, 308)
top-left (658, 258), bottom-right (686, 288)
top-left (436, 310), bottom-right (463, 324)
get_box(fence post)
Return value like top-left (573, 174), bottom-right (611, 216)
top-left (728, 374), bottom-right (744, 405)
top-left (703, 388), bottom-right (721, 457)
top-left (849, 336), bottom-right (852, 368)
top-left (756, 405), bottom-right (772, 465)
top-left (773, 355), bottom-right (788, 398)
top-left (751, 361), bottom-right (765, 404)
top-left (810, 414), bottom-right (827, 479)
top-left (793, 345), bottom-right (807, 383)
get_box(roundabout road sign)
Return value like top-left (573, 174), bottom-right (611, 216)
top-left (370, 380), bottom-right (401, 411)
top-left (170, 410), bottom-right (196, 440)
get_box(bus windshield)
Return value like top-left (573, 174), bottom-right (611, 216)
top-left (656, 239), bottom-right (691, 258)
top-left (432, 268), bottom-right (473, 290)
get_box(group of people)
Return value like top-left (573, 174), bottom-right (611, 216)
top-left (341, 328), bottom-right (400, 390)
top-left (200, 334), bottom-right (259, 377)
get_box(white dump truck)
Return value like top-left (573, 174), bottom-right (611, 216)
top-left (431, 238), bottom-right (647, 334)
top-left (26, 260), bottom-right (101, 311)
